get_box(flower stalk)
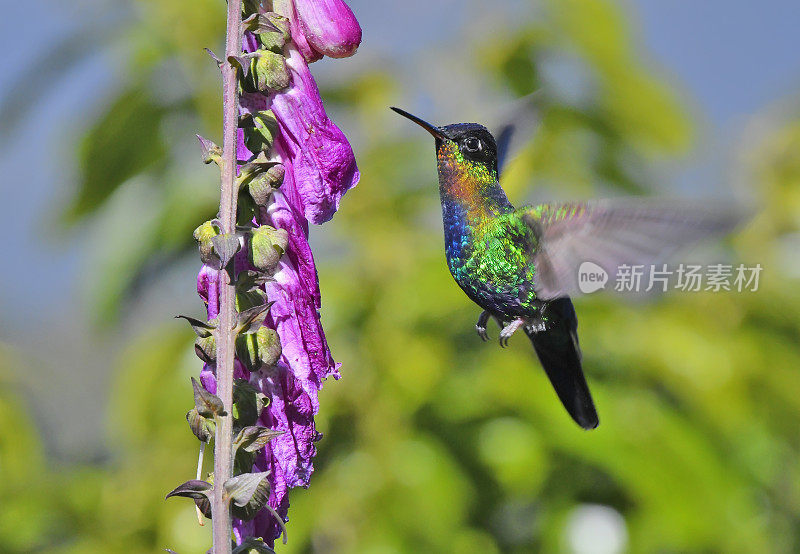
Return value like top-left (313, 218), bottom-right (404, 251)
top-left (212, 0), bottom-right (243, 551)
top-left (167, 0), bottom-right (361, 550)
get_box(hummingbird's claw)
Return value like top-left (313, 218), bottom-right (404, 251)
top-left (476, 310), bottom-right (491, 341)
top-left (499, 318), bottom-right (525, 347)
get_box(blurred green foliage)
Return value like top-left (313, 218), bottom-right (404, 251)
top-left (3, 0), bottom-right (800, 552)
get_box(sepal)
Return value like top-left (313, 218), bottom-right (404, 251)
top-left (165, 479), bottom-right (212, 501)
top-left (192, 377), bottom-right (227, 418)
top-left (187, 408), bottom-right (216, 442)
top-left (196, 134), bottom-right (222, 165)
top-left (225, 472), bottom-right (271, 521)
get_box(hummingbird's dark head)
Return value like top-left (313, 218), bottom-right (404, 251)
top-left (390, 107), bottom-right (499, 174)
top-left (440, 122), bottom-right (498, 174)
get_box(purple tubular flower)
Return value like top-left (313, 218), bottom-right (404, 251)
top-left (195, 4), bottom-right (359, 543)
top-left (270, 47), bottom-right (359, 224)
top-left (239, 48), bottom-right (359, 223)
top-left (293, 0), bottom-right (362, 59)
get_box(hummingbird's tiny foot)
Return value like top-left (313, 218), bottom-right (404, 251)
top-left (499, 318), bottom-right (525, 347)
top-left (476, 310), bottom-right (491, 341)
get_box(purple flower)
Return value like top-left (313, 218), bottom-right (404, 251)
top-left (274, 0), bottom-right (361, 63)
top-left (195, 3), bottom-right (360, 545)
top-left (240, 47), bottom-right (360, 223)
top-left (293, 0), bottom-right (362, 59)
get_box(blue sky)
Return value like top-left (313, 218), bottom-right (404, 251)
top-left (1, 0), bottom-right (798, 458)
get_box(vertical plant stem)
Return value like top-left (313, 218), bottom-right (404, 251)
top-left (212, 0), bottom-right (242, 552)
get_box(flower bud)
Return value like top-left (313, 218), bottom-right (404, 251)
top-left (234, 326), bottom-right (281, 372)
top-left (248, 163), bottom-right (285, 206)
top-left (250, 50), bottom-right (290, 92)
top-left (236, 333), bottom-right (260, 372)
top-left (193, 221), bottom-right (220, 265)
top-left (294, 0), bottom-right (362, 59)
top-left (249, 225), bottom-right (289, 271)
top-left (256, 326), bottom-right (282, 367)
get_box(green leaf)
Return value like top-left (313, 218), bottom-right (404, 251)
top-left (191, 377), bottom-right (226, 418)
top-left (186, 408), bottom-right (216, 442)
top-left (164, 479), bottom-right (212, 501)
top-left (241, 110), bottom-right (279, 153)
top-left (234, 448), bottom-right (257, 476)
top-left (236, 288), bottom-right (267, 312)
top-left (224, 472), bottom-right (270, 521)
top-left (68, 85), bottom-right (167, 222)
top-left (237, 191), bottom-right (257, 227)
top-left (175, 315), bottom-right (215, 338)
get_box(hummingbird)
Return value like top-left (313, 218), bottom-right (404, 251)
top-left (391, 105), bottom-right (743, 430)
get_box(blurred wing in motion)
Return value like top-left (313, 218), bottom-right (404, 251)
top-left (493, 92), bottom-right (542, 175)
top-left (520, 199), bottom-right (747, 299)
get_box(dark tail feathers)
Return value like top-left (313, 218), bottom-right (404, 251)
top-left (525, 298), bottom-right (599, 430)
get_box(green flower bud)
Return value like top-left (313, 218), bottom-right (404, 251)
top-left (256, 326), bottom-right (282, 367)
top-left (236, 332), bottom-right (260, 372)
top-left (249, 225), bottom-right (289, 271)
top-left (250, 50), bottom-right (290, 92)
top-left (234, 326), bottom-right (280, 371)
top-left (193, 221), bottom-right (220, 265)
top-left (248, 163), bottom-right (285, 206)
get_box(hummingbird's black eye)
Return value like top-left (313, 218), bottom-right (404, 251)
top-left (463, 136), bottom-right (482, 153)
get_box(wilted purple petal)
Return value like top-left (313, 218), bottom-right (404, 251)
top-left (244, 366), bottom-right (317, 541)
top-left (268, 158), bottom-right (318, 307)
top-left (293, 0), bottom-right (362, 59)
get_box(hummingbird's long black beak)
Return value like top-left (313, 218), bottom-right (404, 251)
top-left (390, 107), bottom-right (449, 140)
